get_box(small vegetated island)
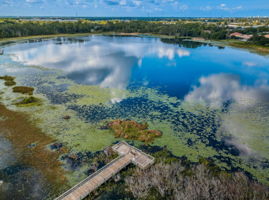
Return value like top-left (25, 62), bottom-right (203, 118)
top-left (13, 86), bottom-right (34, 95)
top-left (108, 119), bottom-right (162, 143)
top-left (0, 75), bottom-right (16, 86)
top-left (0, 76), bottom-right (41, 106)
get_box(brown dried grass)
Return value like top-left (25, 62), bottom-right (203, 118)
top-left (0, 104), bottom-right (68, 192)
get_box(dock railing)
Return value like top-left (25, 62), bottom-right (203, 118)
top-left (55, 141), bottom-right (155, 200)
top-left (55, 154), bottom-right (130, 200)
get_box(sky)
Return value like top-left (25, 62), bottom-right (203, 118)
top-left (0, 0), bottom-right (268, 17)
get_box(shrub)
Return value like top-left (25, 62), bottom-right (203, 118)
top-left (0, 76), bottom-right (16, 86)
top-left (108, 120), bottom-right (162, 143)
top-left (15, 96), bottom-right (41, 106)
top-left (13, 86), bottom-right (34, 95)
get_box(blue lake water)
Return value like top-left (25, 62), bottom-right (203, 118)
top-left (4, 36), bottom-right (269, 101)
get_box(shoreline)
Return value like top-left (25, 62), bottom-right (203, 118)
top-left (185, 38), bottom-right (269, 56)
top-left (1, 33), bottom-right (268, 56)
top-left (0, 32), bottom-right (166, 44)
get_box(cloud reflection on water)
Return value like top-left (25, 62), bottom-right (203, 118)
top-left (185, 73), bottom-right (269, 157)
top-left (8, 37), bottom-right (190, 90)
top-left (185, 73), bottom-right (269, 108)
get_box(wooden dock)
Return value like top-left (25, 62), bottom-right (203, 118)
top-left (55, 142), bottom-right (154, 200)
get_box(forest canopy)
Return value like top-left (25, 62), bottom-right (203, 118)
top-left (0, 20), bottom-right (228, 40)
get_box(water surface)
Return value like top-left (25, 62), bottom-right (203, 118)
top-left (5, 36), bottom-right (269, 99)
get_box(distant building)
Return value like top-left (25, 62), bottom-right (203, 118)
top-left (230, 32), bottom-right (253, 41)
top-left (204, 30), bottom-right (212, 34)
top-left (264, 34), bottom-right (269, 39)
top-left (230, 32), bottom-right (242, 37)
top-left (192, 37), bottom-right (205, 41)
top-left (228, 24), bottom-right (264, 29)
top-left (228, 24), bottom-right (240, 29)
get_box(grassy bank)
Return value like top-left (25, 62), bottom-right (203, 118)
top-left (0, 32), bottom-right (174, 45)
top-left (227, 40), bottom-right (269, 55)
top-left (2, 32), bottom-right (267, 56)
top-left (189, 38), bottom-right (269, 56)
top-left (0, 33), bottom-right (95, 44)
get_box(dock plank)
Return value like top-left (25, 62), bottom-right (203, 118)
top-left (55, 142), bottom-right (154, 200)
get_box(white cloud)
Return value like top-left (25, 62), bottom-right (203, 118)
top-left (133, 0), bottom-right (142, 7)
top-left (200, 5), bottom-right (212, 11)
top-left (25, 0), bottom-right (44, 3)
top-left (218, 3), bottom-right (243, 11)
top-left (185, 73), bottom-right (269, 108)
top-left (2, 0), bottom-right (14, 6)
top-left (201, 4), bottom-right (243, 12)
top-left (178, 4), bottom-right (188, 10)
top-left (101, 0), bottom-right (184, 9)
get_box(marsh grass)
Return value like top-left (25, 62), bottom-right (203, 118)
top-left (13, 86), bottom-right (34, 95)
top-left (0, 104), bottom-right (69, 195)
top-left (0, 75), bottom-right (16, 86)
top-left (15, 96), bottom-right (42, 107)
top-left (108, 119), bottom-right (162, 143)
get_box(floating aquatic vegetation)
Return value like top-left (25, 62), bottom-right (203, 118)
top-left (67, 87), bottom-right (224, 154)
top-left (68, 85), bottom-right (130, 105)
top-left (1, 72), bottom-right (268, 186)
top-left (66, 85), bottom-right (269, 185)
top-left (20, 73), bottom-right (82, 104)
top-left (221, 102), bottom-right (269, 160)
top-left (24, 101), bottom-right (116, 153)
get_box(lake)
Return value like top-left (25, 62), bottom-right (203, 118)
top-left (4, 36), bottom-right (269, 99)
top-left (0, 35), bottom-right (269, 199)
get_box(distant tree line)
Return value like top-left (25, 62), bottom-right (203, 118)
top-left (249, 35), bottom-right (269, 47)
top-left (0, 20), bottom-right (228, 40)
top-left (2, 19), bottom-right (269, 46)
top-left (234, 26), bottom-right (269, 35)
